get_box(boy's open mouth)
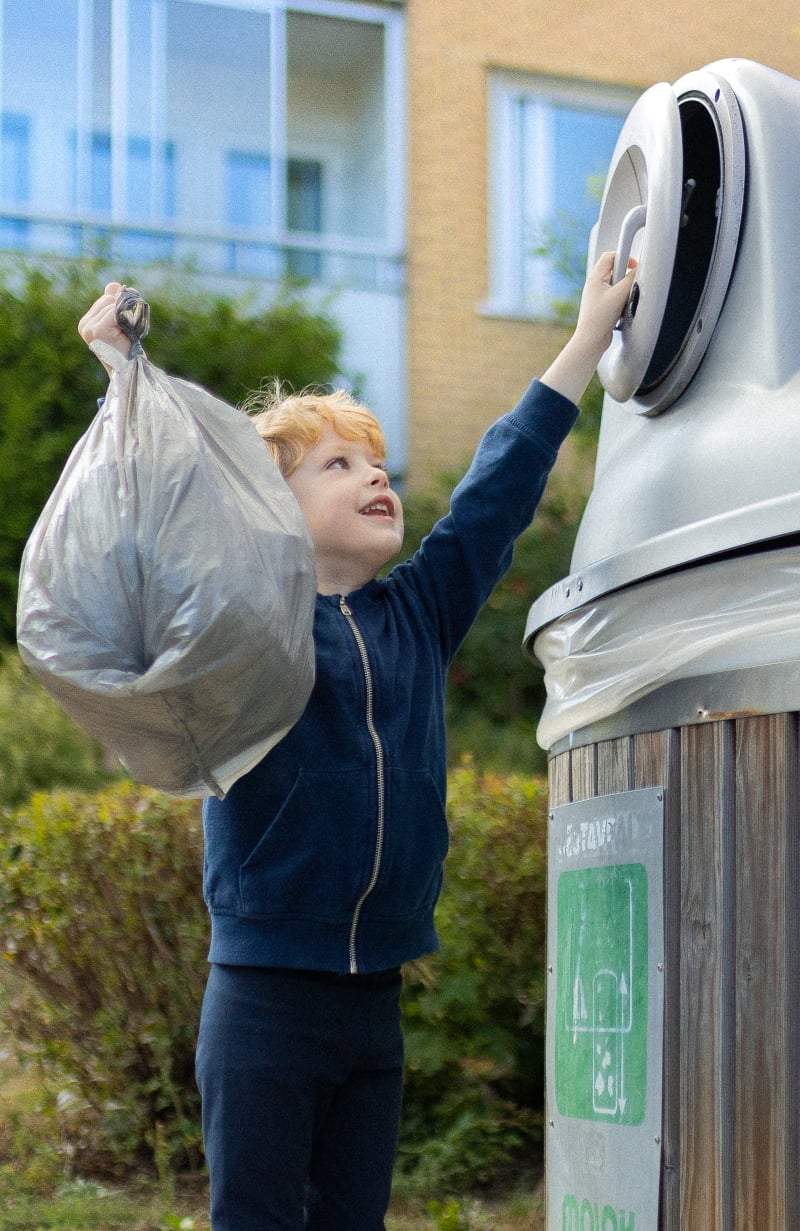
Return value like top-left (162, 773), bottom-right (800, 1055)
top-left (360, 498), bottom-right (393, 517)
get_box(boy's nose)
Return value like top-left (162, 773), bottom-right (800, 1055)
top-left (369, 468), bottom-right (389, 487)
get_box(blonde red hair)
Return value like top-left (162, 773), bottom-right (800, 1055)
top-left (244, 382), bottom-right (386, 478)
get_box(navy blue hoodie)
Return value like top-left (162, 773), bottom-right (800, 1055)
top-left (202, 379), bottom-right (579, 973)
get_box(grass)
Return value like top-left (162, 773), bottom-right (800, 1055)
top-left (0, 1185), bottom-right (545, 1231)
top-left (0, 1045), bottom-right (545, 1231)
top-left (0, 1178), bottom-right (208, 1231)
top-left (0, 1187), bottom-right (545, 1231)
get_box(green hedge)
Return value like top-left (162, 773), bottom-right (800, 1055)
top-left (398, 762), bottom-right (549, 1194)
top-left (0, 651), bottom-right (114, 810)
top-left (0, 783), bottom-right (207, 1173)
top-left (0, 765), bottom-right (549, 1190)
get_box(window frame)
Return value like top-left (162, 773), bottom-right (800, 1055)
top-left (484, 70), bottom-right (638, 321)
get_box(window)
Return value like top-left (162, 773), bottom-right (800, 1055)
top-left (0, 112), bottom-right (29, 248)
top-left (227, 152), bottom-right (272, 234)
top-left (1, 112), bottom-right (29, 201)
top-left (286, 158), bottom-right (322, 280)
top-left (68, 130), bottom-right (177, 259)
top-left (225, 150), bottom-right (278, 276)
top-left (487, 73), bottom-right (638, 318)
top-left (0, 0), bottom-right (405, 284)
top-left (224, 152), bottom-right (322, 278)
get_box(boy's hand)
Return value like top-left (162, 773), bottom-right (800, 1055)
top-left (575, 250), bottom-right (637, 357)
top-left (540, 251), bottom-right (636, 407)
top-left (78, 282), bottom-right (133, 372)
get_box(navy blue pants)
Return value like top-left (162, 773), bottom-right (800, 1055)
top-left (195, 964), bottom-right (405, 1231)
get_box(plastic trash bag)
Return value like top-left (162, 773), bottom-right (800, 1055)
top-left (16, 291), bottom-right (317, 798)
top-left (533, 545), bottom-right (800, 750)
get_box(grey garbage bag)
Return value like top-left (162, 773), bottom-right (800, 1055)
top-left (16, 295), bottom-right (317, 799)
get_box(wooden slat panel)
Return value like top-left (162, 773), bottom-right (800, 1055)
top-left (549, 716), bottom-right (800, 1230)
top-left (633, 729), bottom-right (681, 1231)
top-left (632, 729), bottom-right (674, 794)
top-left (548, 750), bottom-right (571, 809)
top-left (733, 714), bottom-right (799, 1229)
top-left (596, 735), bottom-right (632, 794)
top-left (788, 719), bottom-right (800, 1228)
top-left (679, 721), bottom-right (735, 1231)
top-left (569, 744), bottom-right (596, 801)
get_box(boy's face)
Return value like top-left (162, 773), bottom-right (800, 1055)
top-left (286, 427), bottom-right (404, 595)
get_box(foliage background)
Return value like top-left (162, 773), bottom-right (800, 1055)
top-left (399, 764), bottom-right (550, 1193)
top-left (0, 653), bottom-right (111, 810)
top-left (0, 782), bottom-right (207, 1180)
top-left (0, 759), bottom-right (549, 1197)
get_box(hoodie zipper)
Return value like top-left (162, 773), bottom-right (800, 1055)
top-left (339, 595), bottom-right (385, 974)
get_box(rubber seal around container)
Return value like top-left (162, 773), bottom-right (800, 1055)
top-left (628, 68), bottom-right (745, 416)
top-left (590, 81), bottom-right (683, 405)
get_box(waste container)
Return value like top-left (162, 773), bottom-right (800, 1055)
top-left (525, 58), bottom-right (800, 1231)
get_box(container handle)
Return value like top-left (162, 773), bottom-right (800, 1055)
top-left (613, 204), bottom-right (647, 284)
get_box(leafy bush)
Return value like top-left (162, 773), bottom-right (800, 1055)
top-left (0, 255), bottom-right (342, 641)
top-left (0, 765), bottom-right (549, 1191)
top-left (0, 650), bottom-right (115, 811)
top-left (0, 782), bottom-right (207, 1174)
top-left (398, 761), bottom-right (549, 1195)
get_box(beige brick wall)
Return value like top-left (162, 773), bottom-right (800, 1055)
top-left (405, 0), bottom-right (800, 484)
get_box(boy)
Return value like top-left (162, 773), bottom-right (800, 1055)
top-left (78, 250), bottom-right (634, 1231)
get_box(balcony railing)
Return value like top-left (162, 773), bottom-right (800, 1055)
top-left (0, 207), bottom-right (406, 293)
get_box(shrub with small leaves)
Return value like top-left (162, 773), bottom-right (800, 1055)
top-left (398, 761), bottom-right (549, 1195)
top-left (0, 781), bottom-right (208, 1173)
top-left (0, 650), bottom-right (114, 810)
top-left (0, 764), bottom-right (551, 1190)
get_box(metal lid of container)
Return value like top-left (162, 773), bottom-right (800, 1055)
top-left (526, 59), bottom-right (800, 648)
top-left (592, 67), bottom-right (745, 416)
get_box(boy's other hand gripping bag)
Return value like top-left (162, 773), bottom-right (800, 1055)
top-left (16, 329), bottom-right (317, 799)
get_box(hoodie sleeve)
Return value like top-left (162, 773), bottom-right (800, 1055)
top-left (388, 378), bottom-right (580, 662)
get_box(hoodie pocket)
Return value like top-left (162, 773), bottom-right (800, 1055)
top-left (370, 767), bottom-right (450, 921)
top-left (238, 768), bottom-right (375, 921)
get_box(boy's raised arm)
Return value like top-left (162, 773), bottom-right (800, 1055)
top-left (541, 251), bottom-right (636, 407)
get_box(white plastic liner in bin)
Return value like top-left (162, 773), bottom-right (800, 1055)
top-left (17, 339), bottom-right (317, 799)
top-left (534, 546), bottom-right (800, 750)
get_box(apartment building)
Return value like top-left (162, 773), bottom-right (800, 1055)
top-left (2, 0), bottom-right (799, 483)
top-left (0, 0), bottom-right (407, 466)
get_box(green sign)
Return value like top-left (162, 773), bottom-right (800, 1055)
top-left (555, 863), bottom-right (648, 1124)
top-left (560, 1194), bottom-right (636, 1230)
top-left (547, 789), bottom-right (664, 1231)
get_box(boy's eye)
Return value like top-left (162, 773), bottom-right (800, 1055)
top-left (326, 456), bottom-right (349, 470)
